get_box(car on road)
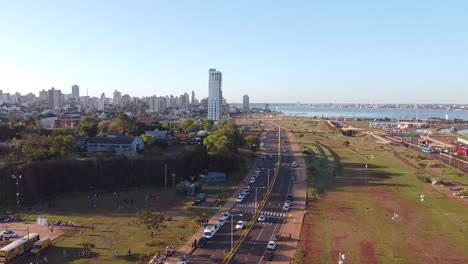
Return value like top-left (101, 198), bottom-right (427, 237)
top-left (284, 201), bottom-right (292, 207)
top-left (258, 214), bottom-right (266, 222)
top-left (282, 204), bottom-right (290, 211)
top-left (286, 194), bottom-right (293, 202)
top-left (282, 149), bottom-right (286, 153)
top-left (266, 240), bottom-right (277, 250)
top-left (292, 161), bottom-right (298, 167)
top-left (236, 193), bottom-right (245, 203)
top-left (291, 175), bottom-right (296, 180)
top-left (196, 236), bottom-right (207, 248)
top-left (235, 220), bottom-right (246, 230)
top-left (243, 187), bottom-right (250, 194)
top-left (263, 250), bottom-right (274, 261)
top-left (0, 230), bottom-right (17, 238)
top-left (273, 233), bottom-right (281, 241)
top-left (218, 218), bottom-right (227, 226)
top-left (220, 212), bottom-right (230, 221)
top-left (250, 177), bottom-right (256, 183)
top-left (269, 155), bottom-right (273, 159)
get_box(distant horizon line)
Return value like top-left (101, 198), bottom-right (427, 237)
top-left (230, 102), bottom-right (468, 106)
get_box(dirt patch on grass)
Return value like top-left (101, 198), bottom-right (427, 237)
top-left (360, 241), bottom-right (379, 264)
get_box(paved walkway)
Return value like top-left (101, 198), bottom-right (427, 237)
top-left (274, 129), bottom-right (307, 264)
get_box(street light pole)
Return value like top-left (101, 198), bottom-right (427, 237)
top-left (230, 214), bottom-right (243, 252)
top-left (392, 212), bottom-right (400, 258)
top-left (172, 173), bottom-right (176, 188)
top-left (12, 174), bottom-right (22, 219)
top-left (253, 187), bottom-right (266, 214)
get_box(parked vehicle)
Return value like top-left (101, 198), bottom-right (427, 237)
top-left (0, 231), bottom-right (17, 239)
top-left (263, 250), bottom-right (274, 260)
top-left (196, 236), bottom-right (207, 248)
top-left (0, 233), bottom-right (40, 263)
top-left (258, 215), bottom-right (266, 222)
top-left (30, 237), bottom-right (51, 254)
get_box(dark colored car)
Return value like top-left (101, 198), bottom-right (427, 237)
top-left (286, 194), bottom-right (293, 202)
top-left (196, 236), bottom-right (207, 248)
top-left (263, 250), bottom-right (274, 261)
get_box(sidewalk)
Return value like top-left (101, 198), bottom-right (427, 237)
top-left (274, 129), bottom-right (307, 263)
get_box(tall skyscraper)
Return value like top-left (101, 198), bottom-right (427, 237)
top-left (191, 90), bottom-right (195, 104)
top-left (72, 84), bottom-right (80, 101)
top-left (208, 68), bottom-right (223, 124)
top-left (148, 96), bottom-right (167, 112)
top-left (113, 90), bottom-right (122, 105)
top-left (48, 87), bottom-right (62, 109)
top-left (98, 93), bottom-right (105, 110)
top-left (243, 94), bottom-right (249, 111)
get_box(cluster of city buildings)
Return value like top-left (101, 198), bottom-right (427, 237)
top-left (0, 69), bottom-right (255, 128)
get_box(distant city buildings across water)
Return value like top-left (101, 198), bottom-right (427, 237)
top-left (249, 105), bottom-right (468, 121)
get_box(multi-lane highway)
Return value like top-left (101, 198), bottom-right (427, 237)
top-left (231, 129), bottom-right (296, 264)
top-left (189, 127), bottom-right (298, 263)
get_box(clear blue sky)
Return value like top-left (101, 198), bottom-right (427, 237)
top-left (1, 0), bottom-right (467, 104)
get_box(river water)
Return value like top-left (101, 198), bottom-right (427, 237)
top-left (272, 106), bottom-right (468, 121)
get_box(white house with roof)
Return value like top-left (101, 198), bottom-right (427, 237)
top-left (87, 135), bottom-right (144, 156)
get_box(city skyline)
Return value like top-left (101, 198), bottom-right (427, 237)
top-left (1, 1), bottom-right (468, 104)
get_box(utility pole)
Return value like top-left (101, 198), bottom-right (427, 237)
top-left (165, 163), bottom-right (167, 189)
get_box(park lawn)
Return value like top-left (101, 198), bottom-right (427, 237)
top-left (273, 120), bottom-right (468, 263)
top-left (19, 186), bottom-right (218, 264)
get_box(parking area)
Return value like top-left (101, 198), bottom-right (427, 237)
top-left (0, 221), bottom-right (69, 248)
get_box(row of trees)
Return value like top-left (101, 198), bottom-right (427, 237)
top-left (9, 134), bottom-right (75, 162)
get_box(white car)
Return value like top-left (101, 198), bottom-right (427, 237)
top-left (267, 240), bottom-right (277, 250)
top-left (243, 187), bottom-right (250, 194)
top-left (292, 161), bottom-right (297, 167)
top-left (282, 149), bottom-right (286, 153)
top-left (0, 230), bottom-right (17, 238)
top-left (282, 204), bottom-right (290, 211)
top-left (258, 214), bottom-right (266, 222)
top-left (220, 212), bottom-right (230, 221)
top-left (236, 196), bottom-right (244, 203)
top-left (235, 221), bottom-right (246, 230)
top-left (250, 177), bottom-right (256, 183)
top-left (284, 201), bottom-right (292, 207)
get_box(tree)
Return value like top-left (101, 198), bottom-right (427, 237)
top-left (12, 134), bottom-right (50, 162)
top-left (78, 241), bottom-right (96, 258)
top-left (141, 134), bottom-right (155, 146)
top-left (135, 210), bottom-right (167, 245)
top-left (244, 135), bottom-right (260, 151)
top-left (78, 116), bottom-right (99, 138)
top-left (203, 119), bottom-right (214, 131)
top-left (48, 135), bottom-right (75, 157)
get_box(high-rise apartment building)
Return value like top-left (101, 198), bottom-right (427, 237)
top-left (208, 68), bottom-right (223, 124)
top-left (191, 90), bottom-right (195, 104)
top-left (243, 94), bottom-right (249, 111)
top-left (72, 84), bottom-right (80, 101)
top-left (48, 87), bottom-right (62, 109)
top-left (113, 90), bottom-right (122, 105)
top-left (148, 96), bottom-right (167, 112)
top-left (98, 93), bottom-right (105, 110)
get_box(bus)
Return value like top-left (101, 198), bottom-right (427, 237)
top-left (0, 233), bottom-right (40, 263)
top-left (457, 146), bottom-right (467, 156)
top-left (193, 193), bottom-right (207, 206)
top-left (422, 147), bottom-right (432, 153)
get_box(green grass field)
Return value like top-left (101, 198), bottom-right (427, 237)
top-left (18, 187), bottom-right (217, 264)
top-left (274, 120), bottom-right (468, 263)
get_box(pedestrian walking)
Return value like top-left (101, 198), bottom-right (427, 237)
top-left (128, 248), bottom-right (131, 255)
